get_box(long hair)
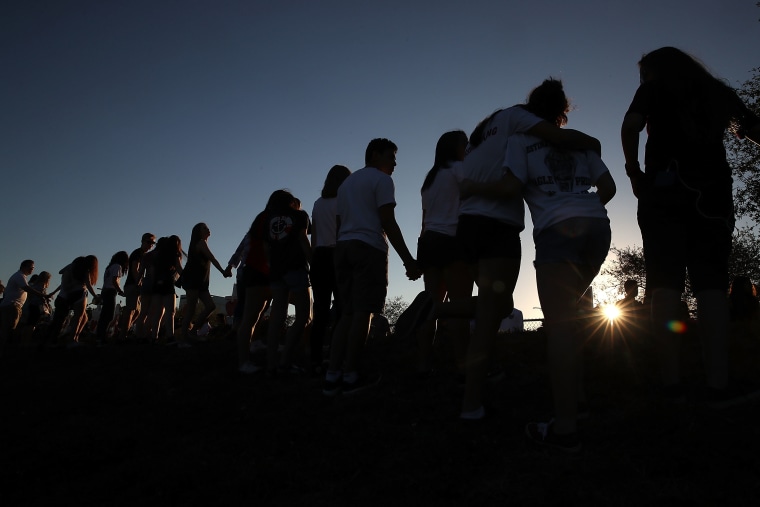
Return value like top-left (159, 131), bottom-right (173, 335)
top-left (469, 109), bottom-right (502, 148)
top-left (638, 47), bottom-right (738, 137)
top-left (155, 236), bottom-right (183, 271)
top-left (421, 130), bottom-right (468, 192)
top-left (109, 251), bottom-right (129, 272)
top-left (266, 189), bottom-right (296, 214)
top-left (321, 165), bottom-right (351, 198)
top-left (523, 78), bottom-right (570, 127)
top-left (188, 223), bottom-right (207, 259)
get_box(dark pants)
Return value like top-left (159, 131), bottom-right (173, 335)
top-left (96, 289), bottom-right (117, 340)
top-left (310, 247), bottom-right (340, 366)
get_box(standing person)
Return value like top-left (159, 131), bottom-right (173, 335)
top-left (148, 236), bottom-right (184, 343)
top-left (95, 251), bottom-right (128, 345)
top-left (45, 256), bottom-right (99, 347)
top-left (178, 223), bottom-right (229, 347)
top-left (621, 47), bottom-right (760, 408)
top-left (263, 190), bottom-right (312, 376)
top-left (454, 83), bottom-right (601, 422)
top-left (0, 260), bottom-right (50, 356)
top-left (465, 78), bottom-right (616, 452)
top-left (415, 130), bottom-right (473, 379)
top-left (25, 271), bottom-right (58, 329)
top-left (224, 232), bottom-right (251, 336)
top-left (235, 203), bottom-right (273, 374)
top-left (310, 165), bottom-right (351, 374)
top-left (118, 233), bottom-right (155, 340)
top-left (323, 138), bottom-right (422, 395)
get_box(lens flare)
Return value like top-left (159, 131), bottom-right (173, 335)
top-left (667, 320), bottom-right (688, 333)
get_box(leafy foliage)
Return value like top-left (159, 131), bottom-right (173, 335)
top-left (382, 295), bottom-right (408, 330)
top-left (727, 67), bottom-right (760, 223)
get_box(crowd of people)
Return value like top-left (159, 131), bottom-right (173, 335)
top-left (1, 47), bottom-right (759, 454)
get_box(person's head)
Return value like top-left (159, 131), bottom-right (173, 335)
top-left (265, 189), bottom-right (296, 213)
top-left (168, 235), bottom-right (183, 257)
top-left (421, 130), bottom-right (468, 192)
top-left (37, 271), bottom-right (52, 288)
top-left (110, 251), bottom-right (130, 271)
top-left (84, 255), bottom-right (99, 285)
top-left (321, 165), bottom-right (351, 198)
top-left (141, 233), bottom-right (156, 252)
top-left (637, 47), bottom-right (735, 130)
top-left (28, 274), bottom-right (39, 284)
top-left (624, 279), bottom-right (638, 297)
top-left (190, 223), bottom-right (211, 250)
top-left (20, 259), bottom-right (35, 275)
top-left (524, 78), bottom-right (570, 127)
top-left (365, 138), bottom-right (398, 175)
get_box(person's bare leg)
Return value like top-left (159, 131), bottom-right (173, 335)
top-left (279, 287), bottom-right (312, 367)
top-left (461, 257), bottom-right (519, 414)
top-left (344, 311), bottom-right (372, 375)
top-left (266, 286), bottom-right (289, 372)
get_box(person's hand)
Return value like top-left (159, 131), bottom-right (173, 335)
top-left (404, 260), bottom-right (422, 281)
top-left (629, 171), bottom-right (644, 199)
top-left (223, 266), bottom-right (233, 278)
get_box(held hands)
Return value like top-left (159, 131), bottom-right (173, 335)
top-left (404, 260), bottom-right (422, 281)
top-left (222, 266), bottom-right (233, 278)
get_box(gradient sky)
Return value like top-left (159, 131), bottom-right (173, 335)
top-left (2, 0), bottom-right (758, 319)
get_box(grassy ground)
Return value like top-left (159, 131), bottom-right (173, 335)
top-left (2, 322), bottom-right (760, 506)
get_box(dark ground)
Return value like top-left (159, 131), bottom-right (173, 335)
top-left (2, 321), bottom-right (760, 506)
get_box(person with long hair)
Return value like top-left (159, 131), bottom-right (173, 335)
top-left (310, 165), bottom-right (351, 374)
top-left (622, 47), bottom-right (760, 408)
top-left (95, 251), bottom-right (128, 344)
top-left (178, 223), bottom-right (229, 347)
top-left (453, 81), bottom-right (601, 422)
top-left (45, 255), bottom-right (99, 347)
top-left (465, 78), bottom-right (616, 452)
top-left (414, 131), bottom-right (472, 378)
top-left (148, 236), bottom-right (184, 343)
top-left (235, 194), bottom-right (278, 374)
top-left (263, 189), bottom-right (312, 376)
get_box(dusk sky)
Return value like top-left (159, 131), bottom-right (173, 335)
top-left (2, 1), bottom-right (758, 319)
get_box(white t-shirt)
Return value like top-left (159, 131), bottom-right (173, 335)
top-left (506, 133), bottom-right (610, 237)
top-left (102, 264), bottom-right (124, 291)
top-left (421, 161), bottom-right (461, 237)
top-left (312, 197), bottom-right (339, 248)
top-left (0, 270), bottom-right (29, 308)
top-left (337, 166), bottom-right (396, 253)
top-left (457, 105), bottom-right (543, 228)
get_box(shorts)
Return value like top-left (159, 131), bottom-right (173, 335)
top-left (242, 265), bottom-right (270, 288)
top-left (456, 214), bottom-right (522, 262)
top-left (270, 267), bottom-right (310, 291)
top-left (534, 217), bottom-right (611, 269)
top-left (638, 200), bottom-right (732, 293)
top-left (417, 230), bottom-right (467, 270)
top-left (334, 240), bottom-right (388, 314)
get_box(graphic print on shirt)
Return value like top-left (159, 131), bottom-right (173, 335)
top-left (269, 215), bottom-right (293, 241)
top-left (545, 148), bottom-right (577, 193)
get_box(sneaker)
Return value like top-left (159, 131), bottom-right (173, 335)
top-left (393, 291), bottom-right (433, 340)
top-left (238, 362), bottom-right (261, 374)
top-left (250, 340), bottom-right (266, 353)
top-left (525, 420), bottom-right (582, 454)
top-left (177, 341), bottom-right (192, 349)
top-left (341, 374), bottom-right (382, 395)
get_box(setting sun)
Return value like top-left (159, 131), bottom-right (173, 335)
top-left (602, 304), bottom-right (621, 321)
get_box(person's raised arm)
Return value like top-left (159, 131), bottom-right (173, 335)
top-left (379, 203), bottom-right (421, 281)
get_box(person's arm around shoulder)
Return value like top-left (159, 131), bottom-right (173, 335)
top-left (378, 203), bottom-right (421, 281)
top-left (460, 169), bottom-right (523, 200)
top-left (527, 121), bottom-right (601, 155)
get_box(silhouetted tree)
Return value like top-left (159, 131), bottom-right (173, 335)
top-left (727, 67), bottom-right (760, 223)
top-left (383, 295), bottom-right (408, 331)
